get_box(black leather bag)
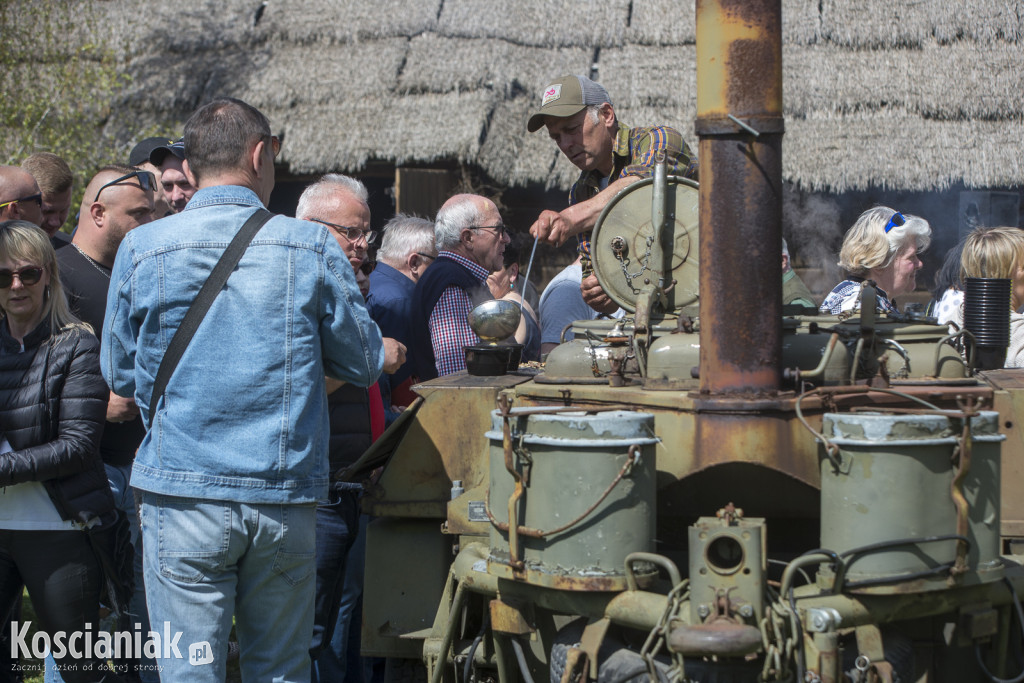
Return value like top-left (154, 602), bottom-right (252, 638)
top-left (85, 508), bottom-right (135, 617)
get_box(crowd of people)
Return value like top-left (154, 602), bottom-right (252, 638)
top-left (0, 71), bottom-right (1019, 683)
top-left (0, 72), bottom-right (691, 683)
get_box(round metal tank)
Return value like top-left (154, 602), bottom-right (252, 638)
top-left (486, 410), bottom-right (658, 591)
top-left (819, 411), bottom-right (1004, 593)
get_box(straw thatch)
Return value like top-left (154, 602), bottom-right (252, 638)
top-left (17, 0), bottom-right (1024, 193)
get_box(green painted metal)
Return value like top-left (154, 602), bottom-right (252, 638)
top-left (486, 410), bottom-right (658, 590)
top-left (819, 411), bottom-right (1004, 592)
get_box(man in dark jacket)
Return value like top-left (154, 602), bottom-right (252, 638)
top-left (295, 173), bottom-right (405, 682)
top-left (410, 194), bottom-right (509, 379)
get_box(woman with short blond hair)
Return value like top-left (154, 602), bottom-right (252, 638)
top-left (820, 206), bottom-right (931, 315)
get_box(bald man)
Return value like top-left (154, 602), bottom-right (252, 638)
top-left (56, 164), bottom-right (156, 681)
top-left (0, 165), bottom-right (43, 227)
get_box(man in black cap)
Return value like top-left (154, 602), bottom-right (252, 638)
top-left (527, 75), bottom-right (697, 312)
top-left (149, 137), bottom-right (196, 213)
top-left (129, 136), bottom-right (176, 217)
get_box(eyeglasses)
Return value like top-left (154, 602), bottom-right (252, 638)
top-left (0, 193), bottom-right (43, 211)
top-left (416, 252), bottom-right (435, 261)
top-left (471, 224), bottom-right (508, 238)
top-left (359, 260), bottom-right (376, 276)
top-left (94, 171), bottom-right (157, 202)
top-left (310, 218), bottom-right (376, 244)
top-left (884, 212), bottom-right (906, 233)
top-left (0, 266), bottom-right (44, 288)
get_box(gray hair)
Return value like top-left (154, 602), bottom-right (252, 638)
top-left (378, 214), bottom-right (435, 266)
top-left (434, 196), bottom-right (486, 251)
top-left (296, 173), bottom-right (369, 220)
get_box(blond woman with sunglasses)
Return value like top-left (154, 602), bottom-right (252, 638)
top-left (0, 221), bottom-right (125, 682)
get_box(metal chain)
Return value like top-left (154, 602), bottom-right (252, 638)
top-left (639, 580), bottom-right (689, 683)
top-left (759, 591), bottom-right (797, 681)
top-left (613, 234), bottom-right (655, 295)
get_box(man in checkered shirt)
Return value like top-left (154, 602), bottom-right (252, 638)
top-left (409, 194), bottom-right (510, 379)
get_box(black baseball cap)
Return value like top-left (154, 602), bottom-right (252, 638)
top-left (129, 137), bottom-right (174, 167)
top-left (150, 138), bottom-right (186, 166)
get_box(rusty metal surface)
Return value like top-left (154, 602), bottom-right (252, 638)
top-left (364, 374), bottom-right (528, 519)
top-left (696, 0), bottom-right (784, 397)
top-left (985, 382), bottom-right (1024, 539)
top-left (667, 620), bottom-right (762, 657)
top-left (489, 599), bottom-right (535, 635)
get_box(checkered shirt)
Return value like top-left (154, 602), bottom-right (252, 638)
top-left (819, 279), bottom-right (897, 315)
top-left (428, 251), bottom-right (491, 376)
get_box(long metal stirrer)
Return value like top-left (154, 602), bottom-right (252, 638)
top-left (519, 235), bottom-right (540, 316)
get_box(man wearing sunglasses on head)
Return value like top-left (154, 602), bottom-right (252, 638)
top-left (51, 165), bottom-right (156, 682)
top-left (0, 166), bottom-right (44, 230)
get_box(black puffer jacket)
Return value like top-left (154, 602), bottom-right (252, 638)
top-left (0, 318), bottom-right (115, 526)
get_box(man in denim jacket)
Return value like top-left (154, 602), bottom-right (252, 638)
top-left (101, 98), bottom-right (385, 683)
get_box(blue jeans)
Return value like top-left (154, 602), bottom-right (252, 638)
top-left (140, 493), bottom-right (317, 683)
top-left (325, 513), bottom-right (370, 683)
top-left (46, 463), bottom-right (153, 683)
top-left (311, 485), bottom-right (361, 682)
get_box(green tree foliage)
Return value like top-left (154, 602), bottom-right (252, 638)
top-left (0, 0), bottom-right (132, 229)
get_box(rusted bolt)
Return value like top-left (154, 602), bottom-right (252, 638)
top-left (611, 236), bottom-right (627, 257)
top-left (697, 604), bottom-right (711, 619)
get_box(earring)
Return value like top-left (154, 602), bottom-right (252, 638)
top-left (44, 285), bottom-right (50, 302)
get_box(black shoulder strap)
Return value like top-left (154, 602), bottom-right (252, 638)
top-left (148, 208), bottom-right (274, 428)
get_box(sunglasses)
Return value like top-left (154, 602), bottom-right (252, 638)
top-left (0, 266), bottom-right (44, 289)
top-left (311, 218), bottom-right (377, 244)
top-left (0, 193), bottom-right (43, 211)
top-left (94, 171), bottom-right (157, 202)
top-left (884, 211), bottom-right (906, 233)
top-left (360, 260), bottom-right (376, 276)
top-left (267, 134), bottom-right (282, 159)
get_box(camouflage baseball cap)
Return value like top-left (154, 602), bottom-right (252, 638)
top-left (527, 75), bottom-right (613, 133)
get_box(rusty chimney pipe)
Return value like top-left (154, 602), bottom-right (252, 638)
top-left (696, 0), bottom-right (784, 396)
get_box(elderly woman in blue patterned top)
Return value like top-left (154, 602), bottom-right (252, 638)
top-left (820, 207), bottom-right (932, 315)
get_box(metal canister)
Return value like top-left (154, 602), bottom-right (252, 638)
top-left (486, 409), bottom-right (658, 591)
top-left (819, 411), bottom-right (1004, 593)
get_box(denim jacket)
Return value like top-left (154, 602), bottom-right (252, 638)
top-left (101, 186), bottom-right (384, 504)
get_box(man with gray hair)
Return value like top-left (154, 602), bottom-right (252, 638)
top-left (368, 213), bottom-right (437, 408)
top-left (410, 194), bottom-right (510, 379)
top-left (295, 173), bottom-right (405, 682)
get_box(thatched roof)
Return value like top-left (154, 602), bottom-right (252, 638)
top-left (32, 0), bottom-right (1024, 192)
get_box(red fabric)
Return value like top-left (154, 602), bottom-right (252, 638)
top-left (390, 376), bottom-right (418, 409)
top-left (368, 381), bottom-right (386, 441)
